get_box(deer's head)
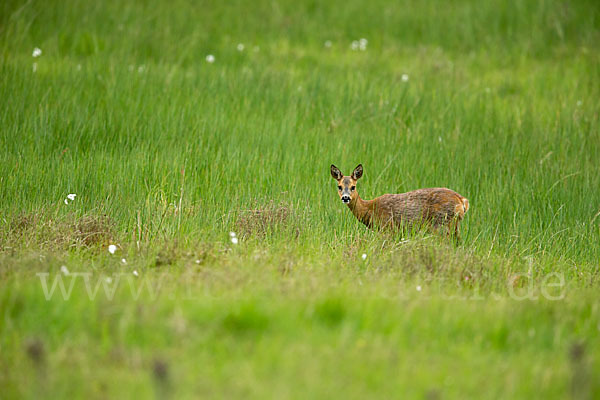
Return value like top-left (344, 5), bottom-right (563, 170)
top-left (330, 164), bottom-right (363, 204)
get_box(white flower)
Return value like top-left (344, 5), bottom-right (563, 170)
top-left (416, 285), bottom-right (422, 292)
top-left (231, 237), bottom-right (238, 244)
top-left (133, 270), bottom-right (139, 277)
top-left (32, 63), bottom-right (37, 73)
top-left (60, 265), bottom-right (69, 275)
top-left (401, 74), bottom-right (409, 82)
top-left (237, 43), bottom-right (245, 51)
top-left (32, 48), bottom-right (42, 57)
top-left (195, 259), bottom-right (201, 264)
top-left (64, 193), bottom-right (77, 204)
top-left (229, 231), bottom-right (237, 238)
top-left (137, 65), bottom-right (145, 73)
top-left (121, 258), bottom-right (127, 265)
top-left (105, 277), bottom-right (112, 283)
top-left (206, 54), bottom-right (215, 63)
top-left (351, 40), bottom-right (359, 50)
top-left (438, 136), bottom-right (442, 143)
top-left (108, 244), bottom-right (117, 254)
top-left (361, 253), bottom-right (367, 260)
top-left (359, 38), bottom-right (368, 51)
top-left (324, 40), bottom-right (332, 48)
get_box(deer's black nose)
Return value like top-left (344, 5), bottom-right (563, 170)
top-left (341, 195), bottom-right (350, 203)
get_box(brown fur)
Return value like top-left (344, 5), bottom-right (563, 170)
top-left (330, 164), bottom-right (469, 239)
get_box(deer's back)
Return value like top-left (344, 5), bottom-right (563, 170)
top-left (371, 188), bottom-right (468, 228)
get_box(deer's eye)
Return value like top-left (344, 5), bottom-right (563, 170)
top-left (351, 186), bottom-right (356, 191)
top-left (337, 186), bottom-right (342, 191)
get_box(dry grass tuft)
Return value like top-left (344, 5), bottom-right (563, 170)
top-left (235, 201), bottom-right (301, 239)
top-left (73, 215), bottom-right (114, 246)
top-left (2, 212), bottom-right (114, 251)
top-left (10, 213), bottom-right (41, 233)
top-left (24, 338), bottom-right (45, 365)
top-left (152, 358), bottom-right (169, 382)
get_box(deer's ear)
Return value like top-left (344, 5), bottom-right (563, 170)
top-left (352, 164), bottom-right (363, 180)
top-left (330, 164), bottom-right (342, 180)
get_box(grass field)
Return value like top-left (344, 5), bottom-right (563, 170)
top-left (1, 0), bottom-right (600, 398)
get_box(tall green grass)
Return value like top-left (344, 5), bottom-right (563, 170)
top-left (1, 0), bottom-right (599, 262)
top-left (1, 0), bottom-right (599, 398)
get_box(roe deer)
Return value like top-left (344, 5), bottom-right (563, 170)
top-left (330, 164), bottom-right (469, 240)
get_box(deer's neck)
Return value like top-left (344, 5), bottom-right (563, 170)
top-left (347, 195), bottom-right (372, 227)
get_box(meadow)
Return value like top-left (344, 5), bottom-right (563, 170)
top-left (1, 0), bottom-right (599, 398)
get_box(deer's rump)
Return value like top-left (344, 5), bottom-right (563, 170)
top-left (373, 188), bottom-right (469, 228)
